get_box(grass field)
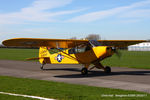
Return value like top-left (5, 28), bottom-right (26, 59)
top-left (102, 50), bottom-right (150, 69)
top-left (0, 76), bottom-right (149, 100)
top-left (0, 48), bottom-right (150, 69)
top-left (0, 94), bottom-right (35, 100)
top-left (0, 48), bottom-right (39, 61)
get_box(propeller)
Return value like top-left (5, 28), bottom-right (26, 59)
top-left (111, 47), bottom-right (122, 58)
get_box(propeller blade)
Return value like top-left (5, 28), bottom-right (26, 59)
top-left (111, 47), bottom-right (122, 58)
top-left (115, 49), bottom-right (122, 58)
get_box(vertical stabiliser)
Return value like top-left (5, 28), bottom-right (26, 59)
top-left (39, 47), bottom-right (51, 64)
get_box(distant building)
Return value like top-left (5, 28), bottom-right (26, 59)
top-left (0, 44), bottom-right (5, 48)
top-left (128, 42), bottom-right (150, 51)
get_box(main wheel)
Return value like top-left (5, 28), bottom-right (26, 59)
top-left (104, 66), bottom-right (111, 73)
top-left (81, 68), bottom-right (88, 75)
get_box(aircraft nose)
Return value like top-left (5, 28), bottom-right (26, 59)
top-left (106, 47), bottom-right (121, 58)
top-left (111, 47), bottom-right (116, 52)
top-left (106, 47), bottom-right (116, 57)
top-left (106, 47), bottom-right (111, 50)
top-left (106, 47), bottom-right (116, 52)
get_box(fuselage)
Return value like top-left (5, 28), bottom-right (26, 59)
top-left (39, 45), bottom-right (114, 65)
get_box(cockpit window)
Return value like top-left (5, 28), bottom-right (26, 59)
top-left (68, 40), bottom-right (101, 54)
top-left (68, 44), bottom-right (92, 54)
top-left (68, 47), bottom-right (85, 54)
top-left (89, 40), bottom-right (101, 47)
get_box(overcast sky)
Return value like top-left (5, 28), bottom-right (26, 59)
top-left (0, 0), bottom-right (150, 43)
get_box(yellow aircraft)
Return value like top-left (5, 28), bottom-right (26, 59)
top-left (2, 38), bottom-right (146, 75)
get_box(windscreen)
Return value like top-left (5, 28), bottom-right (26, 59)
top-left (89, 40), bottom-right (101, 47)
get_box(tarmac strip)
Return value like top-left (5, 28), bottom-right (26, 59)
top-left (0, 92), bottom-right (55, 100)
top-left (0, 60), bottom-right (150, 93)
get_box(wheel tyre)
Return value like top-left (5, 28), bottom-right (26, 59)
top-left (104, 66), bottom-right (111, 73)
top-left (40, 64), bottom-right (44, 70)
top-left (40, 66), bottom-right (43, 70)
top-left (81, 68), bottom-right (88, 75)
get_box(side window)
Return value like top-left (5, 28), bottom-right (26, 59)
top-left (77, 48), bottom-right (85, 53)
top-left (68, 46), bottom-right (90, 54)
top-left (85, 45), bottom-right (91, 51)
top-left (68, 48), bottom-right (75, 54)
top-left (68, 48), bottom-right (84, 54)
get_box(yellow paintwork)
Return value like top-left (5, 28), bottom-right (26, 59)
top-left (92, 46), bottom-right (107, 58)
top-left (38, 46), bottom-right (113, 65)
top-left (2, 38), bottom-right (146, 69)
top-left (39, 47), bottom-right (51, 64)
top-left (39, 47), bottom-right (79, 64)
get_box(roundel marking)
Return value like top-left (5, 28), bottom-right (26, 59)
top-left (57, 54), bottom-right (63, 62)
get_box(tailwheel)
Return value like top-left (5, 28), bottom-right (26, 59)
top-left (104, 66), bottom-right (111, 73)
top-left (81, 67), bottom-right (88, 75)
top-left (40, 64), bottom-right (45, 70)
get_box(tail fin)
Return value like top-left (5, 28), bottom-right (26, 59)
top-left (39, 47), bottom-right (51, 64)
top-left (39, 47), bottom-right (50, 57)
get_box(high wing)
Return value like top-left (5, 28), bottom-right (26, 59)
top-left (2, 38), bottom-right (88, 48)
top-left (2, 38), bottom-right (146, 48)
top-left (98, 40), bottom-right (147, 47)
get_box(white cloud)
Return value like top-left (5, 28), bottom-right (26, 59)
top-left (117, 19), bottom-right (141, 24)
top-left (67, 0), bottom-right (150, 22)
top-left (30, 0), bottom-right (72, 11)
top-left (0, 0), bottom-right (84, 24)
top-left (119, 9), bottom-right (150, 18)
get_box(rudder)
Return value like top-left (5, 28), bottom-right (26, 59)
top-left (39, 47), bottom-right (51, 64)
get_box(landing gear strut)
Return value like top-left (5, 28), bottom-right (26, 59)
top-left (90, 62), bottom-right (111, 73)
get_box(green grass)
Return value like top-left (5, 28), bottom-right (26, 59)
top-left (0, 48), bottom-right (150, 69)
top-left (0, 48), bottom-right (38, 61)
top-left (102, 50), bottom-right (150, 69)
top-left (0, 76), bottom-right (149, 100)
top-left (0, 94), bottom-right (35, 100)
